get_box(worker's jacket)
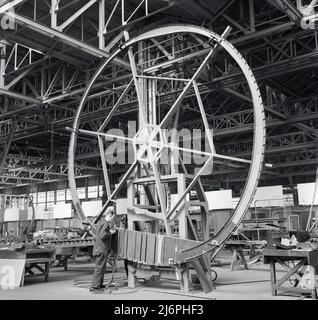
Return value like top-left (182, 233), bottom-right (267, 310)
top-left (93, 219), bottom-right (113, 256)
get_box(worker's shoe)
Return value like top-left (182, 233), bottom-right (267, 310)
top-left (89, 287), bottom-right (104, 294)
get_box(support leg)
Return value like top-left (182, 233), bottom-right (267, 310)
top-left (191, 260), bottom-right (213, 293)
top-left (180, 263), bottom-right (191, 293)
top-left (64, 259), bottom-right (68, 271)
top-left (44, 262), bottom-right (49, 282)
top-left (269, 260), bottom-right (277, 296)
top-left (249, 244), bottom-right (256, 259)
top-left (230, 247), bottom-right (237, 271)
top-left (313, 265), bottom-right (318, 300)
top-left (238, 249), bottom-right (248, 270)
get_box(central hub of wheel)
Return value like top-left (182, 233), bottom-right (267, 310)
top-left (132, 124), bottom-right (166, 163)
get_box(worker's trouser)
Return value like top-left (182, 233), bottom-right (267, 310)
top-left (91, 250), bottom-right (109, 289)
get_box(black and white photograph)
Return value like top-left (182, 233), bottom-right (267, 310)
top-left (0, 0), bottom-right (318, 309)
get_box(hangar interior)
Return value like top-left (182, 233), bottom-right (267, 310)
top-left (0, 0), bottom-right (318, 300)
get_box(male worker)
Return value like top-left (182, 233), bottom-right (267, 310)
top-left (90, 209), bottom-right (116, 293)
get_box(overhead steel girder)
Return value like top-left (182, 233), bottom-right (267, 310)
top-left (1, 33), bottom-right (315, 119)
top-left (45, 47), bottom-right (318, 109)
top-left (4, 12), bottom-right (131, 70)
top-left (0, 88), bottom-right (41, 104)
top-left (0, 0), bottom-right (26, 14)
top-left (266, 0), bottom-right (303, 24)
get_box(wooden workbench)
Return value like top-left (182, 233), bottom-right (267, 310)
top-left (226, 240), bottom-right (266, 271)
top-left (263, 248), bottom-right (318, 299)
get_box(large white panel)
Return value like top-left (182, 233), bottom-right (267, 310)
top-left (251, 186), bottom-right (284, 207)
top-left (169, 194), bottom-right (190, 210)
top-left (116, 198), bottom-right (129, 215)
top-left (82, 200), bottom-right (102, 217)
top-left (0, 259), bottom-right (25, 288)
top-left (28, 205), bottom-right (45, 220)
top-left (205, 190), bottom-right (233, 210)
top-left (4, 208), bottom-right (20, 222)
top-left (297, 183), bottom-right (318, 205)
top-left (53, 203), bottom-right (72, 219)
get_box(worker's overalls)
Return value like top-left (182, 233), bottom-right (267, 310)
top-left (91, 219), bottom-right (113, 289)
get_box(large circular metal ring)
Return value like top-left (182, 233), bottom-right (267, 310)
top-left (68, 24), bottom-right (266, 261)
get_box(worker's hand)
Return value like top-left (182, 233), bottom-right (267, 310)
top-left (110, 228), bottom-right (116, 235)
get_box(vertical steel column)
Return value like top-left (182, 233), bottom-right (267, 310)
top-left (40, 67), bottom-right (45, 98)
top-left (34, 0), bottom-right (37, 20)
top-left (239, 0), bottom-right (244, 19)
top-left (0, 40), bottom-right (5, 88)
top-left (249, 0), bottom-right (256, 32)
top-left (177, 174), bottom-right (187, 239)
top-left (99, 0), bottom-right (106, 49)
top-left (51, 0), bottom-right (58, 29)
top-left (138, 40), bottom-right (147, 125)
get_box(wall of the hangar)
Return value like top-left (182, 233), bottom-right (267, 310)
top-left (0, 176), bottom-right (107, 238)
top-left (1, 179), bottom-right (317, 239)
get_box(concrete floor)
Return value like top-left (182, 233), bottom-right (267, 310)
top-left (0, 258), bottom-right (311, 300)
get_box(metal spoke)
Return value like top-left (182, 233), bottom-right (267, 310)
top-left (193, 81), bottom-right (215, 154)
top-left (151, 162), bottom-right (172, 236)
top-left (124, 31), bottom-right (148, 126)
top-left (142, 163), bottom-right (159, 207)
top-left (213, 154), bottom-right (251, 164)
top-left (167, 144), bottom-right (251, 165)
top-left (78, 128), bottom-right (133, 143)
top-left (93, 159), bottom-right (138, 224)
top-left (159, 26), bottom-right (231, 129)
top-left (98, 136), bottom-right (111, 198)
top-left (98, 79), bottom-right (134, 133)
top-left (166, 156), bottom-right (213, 220)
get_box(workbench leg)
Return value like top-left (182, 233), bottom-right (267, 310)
top-left (230, 248), bottom-right (236, 271)
top-left (20, 271), bottom-right (25, 287)
top-left (249, 244), bottom-right (256, 259)
top-left (238, 250), bottom-right (248, 270)
top-left (64, 259), bottom-right (68, 271)
top-left (269, 260), bottom-right (277, 296)
top-left (230, 247), bottom-right (248, 271)
top-left (44, 262), bottom-right (49, 282)
top-left (313, 267), bottom-right (318, 300)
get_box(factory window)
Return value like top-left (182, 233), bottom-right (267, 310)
top-left (37, 192), bottom-right (46, 204)
top-left (87, 186), bottom-right (98, 199)
top-left (46, 201), bottom-right (54, 210)
top-left (77, 187), bottom-right (86, 200)
top-left (47, 191), bottom-right (55, 204)
top-left (56, 189), bottom-right (65, 202)
top-left (99, 185), bottom-right (104, 197)
top-left (66, 189), bottom-right (72, 201)
top-left (30, 193), bottom-right (37, 205)
top-left (11, 197), bottom-right (19, 208)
